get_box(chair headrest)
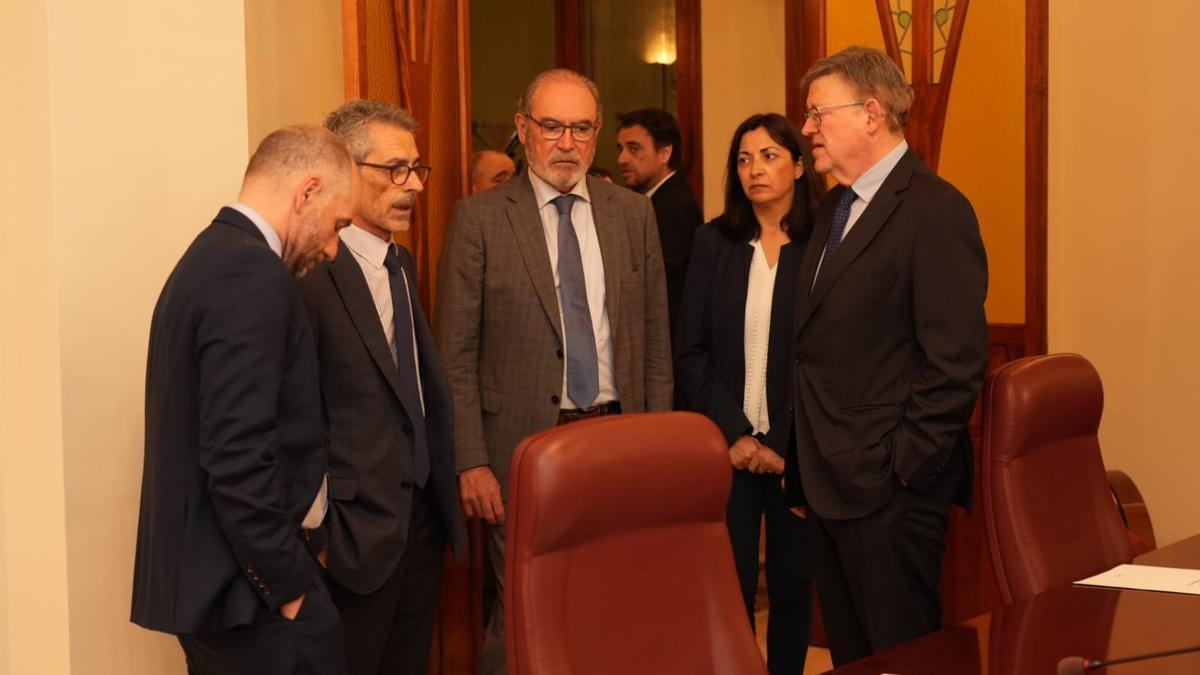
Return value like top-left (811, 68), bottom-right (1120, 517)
top-left (509, 411), bottom-right (730, 554)
top-left (986, 353), bottom-right (1103, 461)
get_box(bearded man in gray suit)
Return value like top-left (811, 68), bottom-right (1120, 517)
top-left (434, 68), bottom-right (673, 675)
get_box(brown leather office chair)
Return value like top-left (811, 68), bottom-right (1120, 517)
top-left (981, 353), bottom-right (1136, 605)
top-left (505, 412), bottom-right (767, 675)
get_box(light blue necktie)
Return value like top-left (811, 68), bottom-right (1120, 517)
top-left (553, 194), bottom-right (599, 408)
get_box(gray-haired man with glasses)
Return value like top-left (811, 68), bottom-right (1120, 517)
top-left (435, 69), bottom-right (673, 675)
top-left (296, 99), bottom-right (467, 675)
top-left (788, 46), bottom-right (988, 666)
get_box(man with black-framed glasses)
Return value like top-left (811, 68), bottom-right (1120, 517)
top-left (435, 69), bottom-right (673, 675)
top-left (296, 99), bottom-right (467, 675)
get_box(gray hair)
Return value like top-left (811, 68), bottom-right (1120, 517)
top-left (324, 99), bottom-right (419, 161)
top-left (517, 68), bottom-right (603, 120)
top-left (801, 46), bottom-right (913, 132)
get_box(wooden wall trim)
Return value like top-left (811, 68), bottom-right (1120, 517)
top-left (675, 0), bottom-right (703, 205)
top-left (784, 0), bottom-right (826, 124)
top-left (342, 0), bottom-right (369, 98)
top-left (554, 0), bottom-right (582, 71)
top-left (1025, 0), bottom-right (1049, 356)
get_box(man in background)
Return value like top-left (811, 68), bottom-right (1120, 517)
top-left (616, 107), bottom-right (703, 340)
top-left (132, 125), bottom-right (356, 675)
top-left (298, 99), bottom-right (467, 675)
top-left (470, 149), bottom-right (517, 194)
top-left (790, 46), bottom-right (989, 665)
top-left (435, 69), bottom-right (673, 675)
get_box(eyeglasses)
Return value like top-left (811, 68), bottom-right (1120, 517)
top-left (356, 161), bottom-right (432, 185)
top-left (803, 101), bottom-right (866, 126)
top-left (526, 115), bottom-right (599, 142)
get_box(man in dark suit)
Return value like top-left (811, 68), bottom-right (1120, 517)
top-left (132, 125), bottom-right (356, 674)
top-left (789, 46), bottom-right (989, 666)
top-left (436, 69), bottom-right (673, 675)
top-left (297, 100), bottom-right (467, 675)
top-left (616, 108), bottom-right (703, 341)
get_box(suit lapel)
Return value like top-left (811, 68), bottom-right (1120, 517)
top-left (505, 177), bottom-right (564, 344)
top-left (796, 150), bottom-right (917, 331)
top-left (328, 241), bottom-right (407, 404)
top-left (590, 177), bottom-right (624, 332)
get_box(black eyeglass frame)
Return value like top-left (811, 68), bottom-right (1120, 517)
top-left (357, 161), bottom-right (433, 185)
top-left (525, 114), bottom-right (600, 142)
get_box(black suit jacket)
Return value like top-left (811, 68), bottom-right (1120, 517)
top-left (676, 220), bottom-right (807, 455)
top-left (650, 171), bottom-right (704, 339)
top-left (788, 149), bottom-right (989, 519)
top-left (297, 239), bottom-right (467, 595)
top-left (132, 207), bottom-right (325, 633)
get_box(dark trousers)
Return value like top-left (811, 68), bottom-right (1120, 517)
top-left (726, 470), bottom-right (814, 675)
top-left (178, 578), bottom-right (345, 675)
top-left (810, 449), bottom-right (966, 666)
top-left (324, 485), bottom-right (447, 675)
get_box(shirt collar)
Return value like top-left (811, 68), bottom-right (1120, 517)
top-left (339, 223), bottom-right (393, 268)
top-left (230, 202), bottom-right (282, 257)
top-left (849, 139), bottom-right (908, 204)
top-left (645, 170), bottom-right (676, 198)
top-left (529, 169), bottom-right (591, 210)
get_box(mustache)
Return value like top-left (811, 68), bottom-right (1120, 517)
top-left (392, 193), bottom-right (417, 209)
top-left (550, 151), bottom-right (581, 165)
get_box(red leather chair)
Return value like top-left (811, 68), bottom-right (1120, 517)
top-left (981, 353), bottom-right (1136, 605)
top-left (505, 412), bottom-right (767, 675)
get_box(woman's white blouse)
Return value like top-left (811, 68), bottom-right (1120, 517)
top-left (743, 239), bottom-right (778, 436)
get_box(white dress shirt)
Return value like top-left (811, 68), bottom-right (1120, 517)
top-left (743, 240), bottom-right (777, 435)
top-left (338, 224), bottom-right (427, 415)
top-left (528, 171), bottom-right (617, 409)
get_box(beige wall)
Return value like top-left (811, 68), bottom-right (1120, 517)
top-left (699, 0), bottom-right (786, 220)
top-left (1, 0), bottom-right (250, 672)
top-left (1, 2), bottom-right (72, 673)
top-left (1048, 1), bottom-right (1200, 546)
top-left (245, 0), bottom-right (345, 150)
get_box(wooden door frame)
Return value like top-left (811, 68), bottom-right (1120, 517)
top-left (554, 0), bottom-right (703, 204)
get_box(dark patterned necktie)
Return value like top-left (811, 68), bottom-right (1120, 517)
top-left (383, 246), bottom-right (430, 488)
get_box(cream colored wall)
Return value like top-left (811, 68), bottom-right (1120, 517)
top-left (1, 2), bottom-right (72, 672)
top-left (1049, 1), bottom-right (1200, 546)
top-left (1, 1), bottom-right (251, 673)
top-left (699, 0), bottom-right (786, 220)
top-left (245, 0), bottom-right (345, 150)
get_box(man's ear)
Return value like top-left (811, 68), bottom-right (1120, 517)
top-left (863, 98), bottom-right (885, 133)
top-left (294, 175), bottom-right (323, 211)
top-left (515, 113), bottom-right (529, 145)
top-left (657, 143), bottom-right (675, 167)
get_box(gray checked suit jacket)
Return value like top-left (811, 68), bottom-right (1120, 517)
top-left (434, 172), bottom-right (674, 498)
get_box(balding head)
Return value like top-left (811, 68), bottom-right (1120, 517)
top-left (470, 150), bottom-right (516, 194)
top-left (239, 125), bottom-right (356, 277)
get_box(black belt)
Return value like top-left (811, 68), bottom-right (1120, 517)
top-left (557, 400), bottom-right (622, 425)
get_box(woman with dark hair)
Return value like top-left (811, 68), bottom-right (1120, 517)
top-left (675, 113), bottom-right (825, 673)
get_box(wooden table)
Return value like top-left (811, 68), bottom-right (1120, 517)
top-left (825, 534), bottom-right (1200, 674)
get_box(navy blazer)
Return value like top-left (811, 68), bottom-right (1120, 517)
top-left (675, 219), bottom-right (809, 456)
top-left (789, 149), bottom-right (988, 519)
top-left (132, 207), bottom-right (325, 633)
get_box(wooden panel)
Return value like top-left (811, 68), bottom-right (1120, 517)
top-left (342, 2), bottom-right (480, 673)
top-left (675, 0), bottom-right (703, 205)
top-left (785, 0), bottom-right (825, 125)
top-left (1024, 0), bottom-right (1048, 355)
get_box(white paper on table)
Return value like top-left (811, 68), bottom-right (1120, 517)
top-left (1075, 564), bottom-right (1200, 595)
